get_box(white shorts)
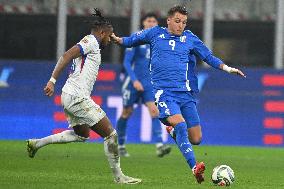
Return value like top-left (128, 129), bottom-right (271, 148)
top-left (61, 92), bottom-right (106, 127)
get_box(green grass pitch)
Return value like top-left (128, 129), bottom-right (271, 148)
top-left (1, 141), bottom-right (284, 189)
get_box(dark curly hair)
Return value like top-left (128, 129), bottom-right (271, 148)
top-left (141, 12), bottom-right (158, 22)
top-left (85, 8), bottom-right (113, 32)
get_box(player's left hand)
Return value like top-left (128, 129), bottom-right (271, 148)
top-left (230, 68), bottom-right (246, 78)
top-left (133, 80), bottom-right (144, 91)
top-left (44, 81), bottom-right (54, 97)
top-left (222, 64), bottom-right (246, 78)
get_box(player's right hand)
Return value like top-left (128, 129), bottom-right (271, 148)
top-left (110, 33), bottom-right (122, 44)
top-left (44, 81), bottom-right (54, 97)
top-left (133, 80), bottom-right (144, 91)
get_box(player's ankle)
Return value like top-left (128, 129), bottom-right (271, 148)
top-left (155, 143), bottom-right (163, 148)
top-left (192, 165), bottom-right (197, 174)
top-left (112, 167), bottom-right (123, 177)
top-left (118, 145), bottom-right (126, 149)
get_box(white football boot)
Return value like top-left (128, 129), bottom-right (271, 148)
top-left (114, 174), bottom-right (142, 184)
top-left (26, 139), bottom-right (38, 158)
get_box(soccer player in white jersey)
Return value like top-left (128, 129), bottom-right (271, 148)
top-left (26, 9), bottom-right (141, 185)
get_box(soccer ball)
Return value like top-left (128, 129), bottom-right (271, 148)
top-left (211, 165), bottom-right (235, 186)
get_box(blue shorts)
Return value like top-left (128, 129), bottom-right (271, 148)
top-left (154, 90), bottom-right (200, 128)
top-left (122, 82), bottom-right (154, 107)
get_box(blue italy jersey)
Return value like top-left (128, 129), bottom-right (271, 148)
top-left (122, 26), bottom-right (223, 92)
top-left (123, 44), bottom-right (152, 89)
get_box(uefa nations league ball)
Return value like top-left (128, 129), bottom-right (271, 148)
top-left (211, 165), bottom-right (235, 186)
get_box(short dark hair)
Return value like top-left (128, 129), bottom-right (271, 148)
top-left (167, 5), bottom-right (188, 17)
top-left (85, 8), bottom-right (113, 32)
top-left (141, 12), bottom-right (158, 22)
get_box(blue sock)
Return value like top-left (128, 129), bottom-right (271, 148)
top-left (152, 118), bottom-right (163, 143)
top-left (174, 122), bottom-right (196, 169)
top-left (116, 117), bottom-right (128, 146)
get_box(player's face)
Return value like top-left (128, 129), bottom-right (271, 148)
top-left (101, 28), bottom-right (113, 47)
top-left (143, 17), bottom-right (158, 29)
top-left (167, 12), bottom-right (187, 36)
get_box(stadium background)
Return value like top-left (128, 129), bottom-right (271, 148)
top-left (0, 0), bottom-right (283, 147)
top-left (1, 1), bottom-right (284, 189)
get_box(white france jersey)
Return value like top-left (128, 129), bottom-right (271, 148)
top-left (62, 35), bottom-right (101, 98)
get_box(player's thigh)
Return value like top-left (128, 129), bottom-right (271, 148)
top-left (145, 101), bottom-right (159, 118)
top-left (156, 100), bottom-right (184, 126)
top-left (122, 87), bottom-right (139, 108)
top-left (121, 87), bottom-right (138, 118)
top-left (143, 89), bottom-right (159, 117)
top-left (62, 93), bottom-right (107, 132)
top-left (90, 115), bottom-right (114, 138)
top-left (154, 90), bottom-right (184, 126)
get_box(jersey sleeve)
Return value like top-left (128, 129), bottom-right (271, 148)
top-left (77, 35), bottom-right (96, 55)
top-left (191, 32), bottom-right (223, 69)
top-left (191, 33), bottom-right (212, 60)
top-left (122, 26), bottom-right (158, 47)
top-left (203, 54), bottom-right (223, 69)
top-left (123, 47), bottom-right (137, 82)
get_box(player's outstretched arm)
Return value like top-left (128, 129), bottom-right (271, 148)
top-left (203, 54), bottom-right (246, 78)
top-left (44, 45), bottom-right (81, 97)
top-left (203, 55), bottom-right (246, 79)
top-left (111, 33), bottom-right (123, 45)
top-left (220, 63), bottom-right (246, 78)
top-left (111, 26), bottom-right (156, 47)
top-left (191, 32), bottom-right (246, 78)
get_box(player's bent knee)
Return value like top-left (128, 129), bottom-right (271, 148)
top-left (190, 137), bottom-right (202, 145)
top-left (121, 107), bottom-right (133, 118)
top-left (69, 130), bottom-right (89, 142)
top-left (77, 135), bottom-right (89, 142)
top-left (146, 102), bottom-right (159, 118)
top-left (75, 131), bottom-right (89, 141)
top-left (73, 124), bottom-right (90, 139)
top-left (149, 108), bottom-right (159, 118)
top-left (167, 114), bottom-right (185, 126)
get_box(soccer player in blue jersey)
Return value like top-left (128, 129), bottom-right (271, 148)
top-left (111, 5), bottom-right (246, 184)
top-left (117, 13), bottom-right (171, 158)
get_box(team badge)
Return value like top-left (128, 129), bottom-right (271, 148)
top-left (81, 38), bottom-right (88, 43)
top-left (180, 36), bottom-right (186, 42)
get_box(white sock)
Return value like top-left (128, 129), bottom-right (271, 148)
top-left (104, 130), bottom-right (123, 178)
top-left (156, 142), bottom-right (163, 148)
top-left (35, 130), bottom-right (87, 149)
top-left (118, 144), bottom-right (125, 149)
top-left (192, 165), bottom-right (197, 174)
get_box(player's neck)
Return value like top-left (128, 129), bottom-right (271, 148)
top-left (91, 32), bottom-right (102, 44)
top-left (166, 27), bottom-right (182, 36)
top-left (167, 28), bottom-right (175, 35)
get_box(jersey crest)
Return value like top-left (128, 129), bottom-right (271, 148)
top-left (180, 36), bottom-right (186, 42)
